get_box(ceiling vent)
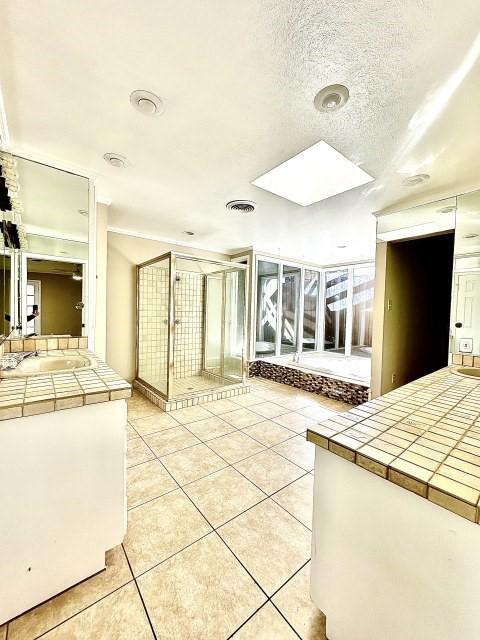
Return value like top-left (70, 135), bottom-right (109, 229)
top-left (226, 200), bottom-right (256, 213)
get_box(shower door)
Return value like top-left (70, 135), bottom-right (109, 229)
top-left (204, 267), bottom-right (246, 384)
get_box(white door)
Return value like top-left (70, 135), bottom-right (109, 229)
top-left (454, 273), bottom-right (480, 354)
top-left (26, 280), bottom-right (41, 335)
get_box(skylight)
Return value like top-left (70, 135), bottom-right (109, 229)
top-left (251, 140), bottom-right (374, 206)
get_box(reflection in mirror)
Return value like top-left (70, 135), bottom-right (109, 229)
top-left (0, 252), bottom-right (12, 335)
top-left (25, 258), bottom-right (84, 337)
top-left (452, 189), bottom-right (480, 355)
top-left (15, 156), bottom-right (89, 260)
top-left (376, 196), bottom-right (456, 242)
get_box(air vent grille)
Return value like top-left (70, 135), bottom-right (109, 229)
top-left (226, 200), bottom-right (256, 213)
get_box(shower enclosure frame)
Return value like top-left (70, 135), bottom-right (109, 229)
top-left (136, 251), bottom-right (249, 401)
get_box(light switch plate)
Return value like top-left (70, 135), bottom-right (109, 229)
top-left (459, 338), bottom-right (473, 353)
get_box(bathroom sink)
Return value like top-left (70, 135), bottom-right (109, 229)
top-left (0, 355), bottom-right (93, 378)
top-left (453, 366), bottom-right (480, 379)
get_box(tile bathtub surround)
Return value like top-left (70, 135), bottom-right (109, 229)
top-left (451, 353), bottom-right (480, 367)
top-left (3, 377), bottom-right (336, 638)
top-left (249, 360), bottom-right (369, 406)
top-left (307, 366), bottom-right (480, 524)
top-left (0, 350), bottom-right (131, 419)
top-left (3, 336), bottom-right (88, 353)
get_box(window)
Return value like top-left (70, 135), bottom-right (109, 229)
top-left (324, 270), bottom-right (348, 353)
top-left (281, 265), bottom-right (301, 354)
top-left (351, 266), bottom-right (375, 356)
top-left (303, 270), bottom-right (319, 350)
top-left (255, 261), bottom-right (279, 357)
top-left (254, 255), bottom-right (374, 360)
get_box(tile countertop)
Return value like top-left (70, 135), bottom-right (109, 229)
top-left (307, 366), bottom-right (480, 524)
top-left (0, 349), bottom-right (131, 420)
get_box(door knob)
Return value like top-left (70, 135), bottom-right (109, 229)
top-left (455, 322), bottom-right (463, 328)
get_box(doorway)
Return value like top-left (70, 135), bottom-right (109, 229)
top-left (378, 232), bottom-right (455, 393)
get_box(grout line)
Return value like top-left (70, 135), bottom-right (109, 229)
top-left (30, 580), bottom-right (136, 639)
top-left (270, 600), bottom-right (304, 639)
top-left (121, 545), bottom-right (158, 640)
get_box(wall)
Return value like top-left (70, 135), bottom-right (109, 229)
top-left (106, 231), bottom-right (227, 382)
top-left (95, 203), bottom-right (108, 359)
top-left (371, 233), bottom-right (454, 396)
top-left (31, 272), bottom-right (83, 335)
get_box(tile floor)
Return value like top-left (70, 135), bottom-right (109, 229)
top-left (4, 378), bottom-right (351, 639)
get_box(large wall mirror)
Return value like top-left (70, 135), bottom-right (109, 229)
top-left (452, 190), bottom-right (480, 356)
top-left (0, 152), bottom-right (89, 338)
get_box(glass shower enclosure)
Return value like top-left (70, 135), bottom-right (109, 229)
top-left (136, 252), bottom-right (248, 400)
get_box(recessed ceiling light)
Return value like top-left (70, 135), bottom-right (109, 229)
top-left (78, 209), bottom-right (88, 217)
top-left (314, 84), bottom-right (349, 112)
top-left (252, 140), bottom-right (374, 206)
top-left (103, 153), bottom-right (128, 168)
top-left (226, 200), bottom-right (256, 213)
top-left (402, 173), bottom-right (430, 187)
top-left (463, 233), bottom-right (479, 239)
top-left (183, 231), bottom-right (195, 236)
top-left (336, 244), bottom-right (347, 249)
top-left (130, 90), bottom-right (164, 116)
top-left (438, 205), bottom-right (456, 214)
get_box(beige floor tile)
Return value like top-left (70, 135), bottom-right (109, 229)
top-left (250, 401), bottom-right (290, 419)
top-left (273, 412), bottom-right (318, 433)
top-left (126, 422), bottom-right (139, 440)
top-left (127, 404), bottom-right (163, 421)
top-left (129, 412), bottom-right (179, 436)
top-left (242, 421), bottom-right (296, 447)
top-left (161, 443), bottom-right (228, 485)
top-left (272, 563), bottom-right (326, 639)
top-left (231, 393), bottom-right (266, 407)
top-left (207, 431), bottom-right (266, 464)
top-left (205, 398), bottom-right (240, 414)
top-left (222, 408), bottom-right (265, 429)
top-left (234, 450), bottom-right (305, 494)
top-left (39, 582), bottom-right (153, 640)
top-left (272, 474), bottom-right (314, 529)
top-left (297, 405), bottom-right (338, 422)
top-left (278, 396), bottom-right (319, 411)
top-left (170, 405), bottom-right (214, 424)
top-left (7, 547), bottom-right (132, 640)
top-left (232, 603), bottom-right (298, 639)
top-left (218, 499), bottom-right (311, 595)
top-left (186, 415), bottom-right (236, 441)
top-left (184, 467), bottom-right (266, 527)
top-left (127, 459), bottom-right (177, 509)
top-left (127, 437), bottom-right (155, 468)
top-left (143, 426), bottom-right (200, 457)
top-left (124, 489), bottom-right (211, 575)
top-left (273, 435), bottom-right (316, 471)
top-left (138, 533), bottom-right (265, 640)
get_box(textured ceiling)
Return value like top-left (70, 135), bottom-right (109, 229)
top-left (1, 0), bottom-right (480, 264)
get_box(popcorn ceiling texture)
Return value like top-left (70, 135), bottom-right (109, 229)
top-left (248, 360), bottom-right (369, 405)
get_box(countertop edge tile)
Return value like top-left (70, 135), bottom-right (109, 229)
top-left (307, 366), bottom-right (480, 525)
top-left (0, 349), bottom-right (131, 419)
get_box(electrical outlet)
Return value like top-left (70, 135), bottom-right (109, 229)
top-left (391, 372), bottom-right (397, 384)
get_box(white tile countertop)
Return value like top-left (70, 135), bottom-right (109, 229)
top-left (307, 366), bottom-right (480, 524)
top-left (0, 349), bottom-right (131, 419)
